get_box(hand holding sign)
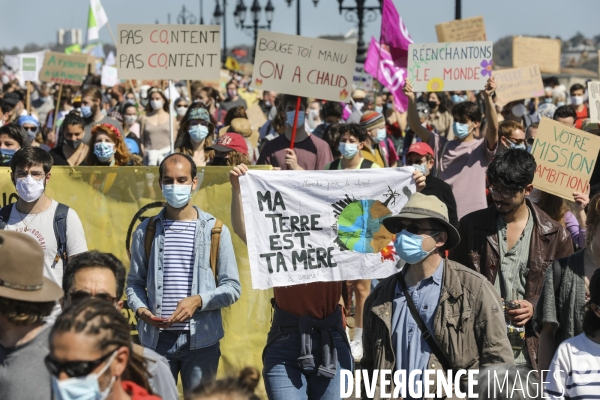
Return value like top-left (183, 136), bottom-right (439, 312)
top-left (402, 79), bottom-right (415, 101)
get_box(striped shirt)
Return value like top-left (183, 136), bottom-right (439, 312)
top-left (161, 219), bottom-right (197, 330)
top-left (545, 333), bottom-right (600, 399)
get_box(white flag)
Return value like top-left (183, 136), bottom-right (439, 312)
top-left (87, 0), bottom-right (109, 42)
top-left (105, 51), bottom-right (116, 66)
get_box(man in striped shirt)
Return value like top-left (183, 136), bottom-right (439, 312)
top-left (126, 153), bottom-right (241, 393)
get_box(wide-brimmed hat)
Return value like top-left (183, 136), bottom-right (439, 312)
top-left (0, 231), bottom-right (64, 302)
top-left (382, 192), bottom-right (460, 250)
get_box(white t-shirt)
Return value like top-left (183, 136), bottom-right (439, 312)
top-left (4, 199), bottom-right (88, 318)
top-left (544, 333), bottom-right (600, 399)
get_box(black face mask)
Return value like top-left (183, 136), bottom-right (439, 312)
top-left (427, 101), bottom-right (438, 110)
top-left (65, 139), bottom-right (83, 149)
top-left (211, 156), bottom-right (229, 166)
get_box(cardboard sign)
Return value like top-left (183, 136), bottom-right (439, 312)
top-left (494, 66), bottom-right (544, 105)
top-left (101, 66), bottom-right (120, 87)
top-left (116, 24), bottom-right (221, 80)
top-left (531, 118), bottom-right (600, 200)
top-left (353, 63), bottom-right (374, 91)
top-left (246, 103), bottom-right (267, 131)
top-left (435, 16), bottom-right (487, 43)
top-left (20, 56), bottom-right (39, 82)
top-left (38, 52), bottom-right (89, 85)
top-left (407, 41), bottom-right (493, 92)
top-left (512, 36), bottom-right (561, 74)
top-left (589, 81), bottom-right (600, 123)
top-left (251, 30), bottom-right (356, 102)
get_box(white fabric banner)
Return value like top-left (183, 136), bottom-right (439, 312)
top-left (240, 168), bottom-right (416, 290)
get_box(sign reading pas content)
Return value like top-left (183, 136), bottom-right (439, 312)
top-left (531, 118), bottom-right (600, 200)
top-left (116, 24), bottom-right (221, 80)
top-left (240, 168), bottom-right (415, 290)
top-left (251, 30), bottom-right (356, 102)
top-left (407, 41), bottom-right (493, 92)
top-left (38, 52), bottom-right (89, 85)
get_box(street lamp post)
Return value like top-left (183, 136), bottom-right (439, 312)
top-left (213, 0), bottom-right (228, 63)
top-left (234, 0), bottom-right (274, 62)
top-left (285, 0), bottom-right (319, 36)
top-left (337, 0), bottom-right (382, 63)
top-left (199, 0), bottom-right (205, 24)
top-left (177, 5), bottom-right (198, 24)
top-left (455, 0), bottom-right (462, 19)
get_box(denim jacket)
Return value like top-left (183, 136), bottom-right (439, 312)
top-left (126, 206), bottom-right (241, 350)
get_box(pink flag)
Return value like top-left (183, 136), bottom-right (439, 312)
top-left (381, 0), bottom-right (413, 63)
top-left (364, 37), bottom-right (408, 113)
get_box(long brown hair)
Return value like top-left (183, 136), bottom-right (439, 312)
top-left (51, 298), bottom-right (153, 393)
top-left (174, 103), bottom-right (215, 159)
top-left (271, 95), bottom-right (308, 134)
top-left (536, 191), bottom-right (567, 227)
top-left (586, 194), bottom-right (600, 247)
top-left (87, 123), bottom-right (131, 166)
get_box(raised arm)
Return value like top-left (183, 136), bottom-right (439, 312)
top-left (230, 164), bottom-right (248, 245)
top-left (403, 79), bottom-right (432, 143)
top-left (483, 76), bottom-right (499, 151)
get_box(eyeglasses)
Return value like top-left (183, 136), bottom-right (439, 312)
top-left (67, 290), bottom-right (117, 304)
top-left (403, 223), bottom-right (440, 236)
top-left (45, 351), bottom-right (114, 378)
top-left (489, 186), bottom-right (517, 199)
top-left (14, 171), bottom-right (46, 181)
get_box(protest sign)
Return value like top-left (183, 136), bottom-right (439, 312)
top-left (116, 24), bottom-right (221, 80)
top-left (353, 63), bottom-right (374, 91)
top-left (240, 168), bottom-right (415, 290)
top-left (494, 65), bottom-right (544, 105)
top-left (101, 66), bottom-right (120, 87)
top-left (20, 55), bottom-right (39, 82)
top-left (407, 41), bottom-right (493, 92)
top-left (435, 16), bottom-right (487, 43)
top-left (589, 81), bottom-right (600, 123)
top-left (38, 52), bottom-right (89, 85)
top-left (251, 30), bottom-right (356, 102)
top-left (512, 36), bottom-right (561, 74)
top-left (531, 118), bottom-right (600, 200)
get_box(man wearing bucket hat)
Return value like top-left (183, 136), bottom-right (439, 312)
top-left (0, 231), bottom-right (64, 399)
top-left (361, 193), bottom-right (513, 399)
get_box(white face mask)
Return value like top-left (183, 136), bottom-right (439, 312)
top-left (124, 115), bottom-right (137, 126)
top-left (16, 175), bottom-right (46, 203)
top-left (52, 351), bottom-right (117, 400)
top-left (571, 96), bottom-right (584, 106)
top-left (176, 106), bottom-right (188, 117)
top-left (150, 99), bottom-right (164, 110)
top-left (511, 103), bottom-right (526, 118)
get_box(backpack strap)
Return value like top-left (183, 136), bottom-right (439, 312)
top-left (144, 216), bottom-right (159, 262)
top-left (360, 159), bottom-right (374, 169)
top-left (210, 220), bottom-right (224, 285)
top-left (329, 159), bottom-right (341, 170)
top-left (0, 204), bottom-right (14, 230)
top-left (53, 203), bottom-right (69, 266)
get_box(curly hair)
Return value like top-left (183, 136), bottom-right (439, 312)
top-left (0, 296), bottom-right (55, 325)
top-left (321, 123), bottom-right (343, 159)
top-left (87, 123), bottom-right (131, 166)
top-left (225, 150), bottom-right (250, 166)
top-left (186, 367), bottom-right (260, 400)
top-left (52, 298), bottom-right (153, 393)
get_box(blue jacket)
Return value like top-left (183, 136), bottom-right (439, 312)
top-left (126, 206), bottom-right (241, 350)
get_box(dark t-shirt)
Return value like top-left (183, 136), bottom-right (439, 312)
top-left (421, 174), bottom-right (459, 228)
top-left (257, 134), bottom-right (333, 170)
top-left (49, 146), bottom-right (87, 166)
top-left (0, 324), bottom-right (52, 400)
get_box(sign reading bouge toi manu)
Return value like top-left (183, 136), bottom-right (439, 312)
top-left (116, 24), bottom-right (221, 80)
top-left (494, 65), bottom-right (544, 105)
top-left (240, 168), bottom-right (415, 290)
top-left (251, 30), bottom-right (356, 102)
top-left (38, 52), bottom-right (89, 85)
top-left (407, 41), bottom-right (493, 92)
top-left (531, 118), bottom-right (600, 200)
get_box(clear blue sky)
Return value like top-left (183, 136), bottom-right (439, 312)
top-left (2, 0), bottom-right (599, 51)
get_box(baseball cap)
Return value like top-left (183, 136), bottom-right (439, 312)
top-left (206, 133), bottom-right (248, 155)
top-left (407, 142), bottom-right (434, 157)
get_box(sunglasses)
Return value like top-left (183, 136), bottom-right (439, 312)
top-left (489, 186), bottom-right (517, 199)
top-left (23, 126), bottom-right (38, 133)
top-left (67, 290), bottom-right (117, 304)
top-left (526, 137), bottom-right (535, 145)
top-left (403, 223), bottom-right (440, 236)
top-left (45, 351), bottom-right (114, 378)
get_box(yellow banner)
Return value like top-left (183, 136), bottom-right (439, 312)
top-left (0, 166), bottom-right (272, 388)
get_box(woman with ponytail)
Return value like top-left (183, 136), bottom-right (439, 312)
top-left (47, 298), bottom-right (160, 400)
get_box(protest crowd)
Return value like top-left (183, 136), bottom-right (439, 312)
top-left (2, 1), bottom-right (600, 400)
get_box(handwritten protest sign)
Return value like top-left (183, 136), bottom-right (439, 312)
top-left (20, 56), bottom-right (39, 82)
top-left (101, 66), bottom-right (120, 87)
top-left (240, 168), bottom-right (415, 289)
top-left (38, 52), bottom-right (89, 85)
top-left (407, 41), bottom-right (493, 92)
top-left (512, 36), bottom-right (561, 74)
top-left (353, 63), bottom-right (374, 91)
top-left (531, 118), bottom-right (600, 200)
top-left (494, 66), bottom-right (544, 105)
top-left (116, 24), bottom-right (221, 80)
top-left (251, 30), bottom-right (356, 102)
top-left (435, 16), bottom-right (487, 43)
top-left (589, 81), bottom-right (600, 123)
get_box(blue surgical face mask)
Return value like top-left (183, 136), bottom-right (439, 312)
top-left (526, 144), bottom-right (532, 153)
top-left (189, 125), bottom-right (209, 143)
top-left (80, 106), bottom-right (92, 118)
top-left (93, 142), bottom-right (115, 163)
top-left (386, 103), bottom-right (393, 110)
top-left (162, 184), bottom-right (192, 209)
top-left (286, 111), bottom-right (305, 127)
top-left (52, 351), bottom-right (116, 400)
top-left (412, 163), bottom-right (428, 175)
top-left (544, 98), bottom-right (553, 104)
top-left (451, 94), bottom-right (462, 104)
top-left (1, 148), bottom-right (17, 165)
top-left (506, 138), bottom-right (526, 151)
top-left (394, 230), bottom-right (437, 264)
top-left (556, 101), bottom-right (566, 107)
top-left (452, 122), bottom-right (472, 140)
top-left (374, 128), bottom-right (387, 144)
top-left (338, 142), bottom-right (359, 159)
top-left (375, 106), bottom-right (384, 114)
